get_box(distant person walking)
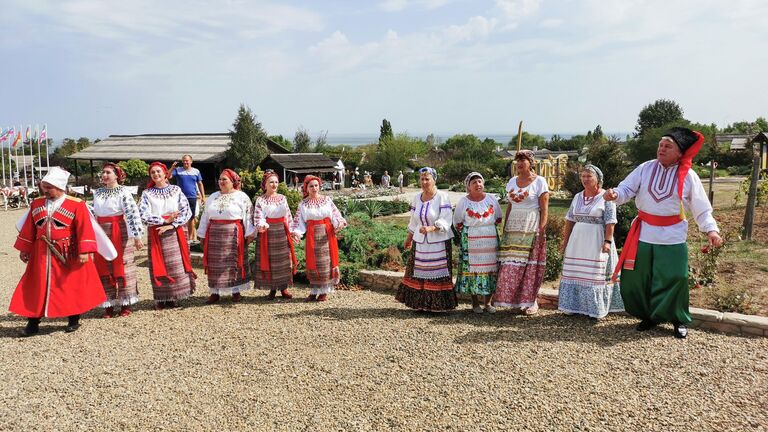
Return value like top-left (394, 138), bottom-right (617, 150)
top-left (170, 155), bottom-right (205, 244)
top-left (381, 171), bottom-right (391, 188)
top-left (397, 170), bottom-right (404, 193)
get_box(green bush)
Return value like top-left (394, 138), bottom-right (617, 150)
top-left (614, 201), bottom-right (638, 248)
top-left (726, 165), bottom-right (752, 176)
top-left (704, 285), bottom-right (757, 314)
top-left (544, 216), bottom-right (565, 281)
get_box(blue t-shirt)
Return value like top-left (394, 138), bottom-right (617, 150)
top-left (173, 167), bottom-right (203, 198)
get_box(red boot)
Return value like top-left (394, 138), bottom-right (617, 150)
top-left (206, 294), bottom-right (220, 305)
top-left (280, 289), bottom-right (293, 299)
top-left (102, 307), bottom-right (115, 319)
top-left (305, 294), bottom-right (317, 302)
top-left (119, 306), bottom-right (132, 317)
top-left (317, 294), bottom-right (328, 302)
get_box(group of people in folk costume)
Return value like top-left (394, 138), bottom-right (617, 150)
top-left (395, 126), bottom-right (723, 339)
top-left (9, 127), bottom-right (723, 339)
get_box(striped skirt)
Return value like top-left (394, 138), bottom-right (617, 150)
top-left (454, 225), bottom-right (499, 296)
top-left (494, 207), bottom-right (546, 308)
top-left (253, 223), bottom-right (293, 291)
top-left (396, 240), bottom-right (457, 311)
top-left (306, 224), bottom-right (337, 295)
top-left (148, 229), bottom-right (196, 301)
top-left (205, 221), bottom-right (250, 295)
top-left (98, 218), bottom-right (139, 307)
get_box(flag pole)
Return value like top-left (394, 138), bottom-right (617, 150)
top-left (516, 121), bottom-right (523, 152)
top-left (45, 123), bottom-right (50, 169)
top-left (1, 128), bottom-right (6, 188)
top-left (21, 126), bottom-right (29, 189)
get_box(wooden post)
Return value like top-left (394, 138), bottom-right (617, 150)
top-left (708, 161), bottom-right (716, 204)
top-left (742, 155), bottom-right (760, 240)
top-left (516, 121), bottom-right (523, 152)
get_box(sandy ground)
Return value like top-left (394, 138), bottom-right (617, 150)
top-left (0, 206), bottom-right (767, 431)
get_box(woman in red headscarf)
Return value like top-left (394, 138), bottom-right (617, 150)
top-left (138, 162), bottom-right (196, 309)
top-left (93, 162), bottom-right (145, 318)
top-left (198, 169), bottom-right (254, 304)
top-left (251, 170), bottom-right (297, 299)
top-left (291, 175), bottom-right (347, 301)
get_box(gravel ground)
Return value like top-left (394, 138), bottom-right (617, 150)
top-left (0, 208), bottom-right (766, 431)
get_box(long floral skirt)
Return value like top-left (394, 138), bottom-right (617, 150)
top-left (396, 240), bottom-right (457, 311)
top-left (454, 225), bottom-right (499, 296)
top-left (494, 207), bottom-right (546, 308)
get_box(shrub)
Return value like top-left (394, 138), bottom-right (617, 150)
top-left (704, 285), bottom-right (757, 314)
top-left (117, 159), bottom-right (150, 186)
top-left (544, 216), bottom-right (565, 281)
top-left (614, 201), bottom-right (638, 248)
top-left (727, 165), bottom-right (752, 176)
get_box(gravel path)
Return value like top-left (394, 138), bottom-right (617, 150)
top-left (0, 208), bottom-right (766, 431)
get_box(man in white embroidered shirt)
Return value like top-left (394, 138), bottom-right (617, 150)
top-left (604, 127), bottom-right (723, 339)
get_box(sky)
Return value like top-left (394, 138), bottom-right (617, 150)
top-left (1, 0), bottom-right (767, 142)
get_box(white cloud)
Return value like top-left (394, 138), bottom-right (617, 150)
top-left (495, 0), bottom-right (542, 28)
top-left (378, 0), bottom-right (452, 12)
top-left (379, 0), bottom-right (409, 12)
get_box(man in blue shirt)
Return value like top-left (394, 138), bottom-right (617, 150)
top-left (170, 154), bottom-right (205, 243)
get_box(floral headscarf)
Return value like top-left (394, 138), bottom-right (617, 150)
top-left (418, 166), bottom-right (438, 181)
top-left (463, 171), bottom-right (483, 192)
top-left (260, 170), bottom-right (279, 192)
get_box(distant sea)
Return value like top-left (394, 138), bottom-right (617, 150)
top-left (321, 132), bottom-right (629, 147)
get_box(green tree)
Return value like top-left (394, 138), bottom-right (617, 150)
top-left (440, 134), bottom-right (503, 183)
top-left (379, 119), bottom-right (393, 144)
top-left (369, 133), bottom-right (427, 175)
top-left (269, 135), bottom-right (293, 151)
top-left (293, 128), bottom-right (312, 153)
top-left (508, 132), bottom-right (546, 150)
top-left (314, 130), bottom-right (328, 153)
top-left (226, 104), bottom-right (268, 171)
top-left (635, 99), bottom-right (684, 137)
top-left (117, 159), bottom-right (150, 186)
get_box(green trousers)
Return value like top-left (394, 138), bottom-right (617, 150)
top-left (619, 241), bottom-right (691, 325)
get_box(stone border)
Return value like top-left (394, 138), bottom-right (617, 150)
top-left (358, 269), bottom-right (768, 337)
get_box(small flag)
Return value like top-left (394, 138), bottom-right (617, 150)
top-left (12, 131), bottom-right (21, 148)
top-left (2, 127), bottom-right (14, 142)
top-left (25, 126), bottom-right (31, 141)
top-left (39, 126), bottom-right (47, 145)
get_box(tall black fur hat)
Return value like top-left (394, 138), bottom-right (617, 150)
top-left (662, 127), bottom-right (698, 153)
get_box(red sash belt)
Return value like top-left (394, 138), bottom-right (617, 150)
top-left (305, 218), bottom-right (339, 280)
top-left (259, 216), bottom-right (298, 280)
top-left (94, 215), bottom-right (125, 288)
top-left (204, 219), bottom-right (246, 279)
top-left (149, 223), bottom-right (196, 286)
top-left (612, 210), bottom-right (684, 281)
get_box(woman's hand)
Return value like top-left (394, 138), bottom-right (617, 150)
top-left (291, 234), bottom-right (302, 244)
top-left (419, 226), bottom-right (436, 234)
top-left (79, 253), bottom-right (90, 264)
top-left (601, 242), bottom-right (611, 254)
top-left (19, 252), bottom-right (30, 263)
top-left (134, 238), bottom-right (144, 250)
top-left (157, 225), bottom-right (175, 235)
top-left (164, 211), bottom-right (180, 221)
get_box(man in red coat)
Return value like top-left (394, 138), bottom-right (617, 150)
top-left (11, 167), bottom-right (106, 336)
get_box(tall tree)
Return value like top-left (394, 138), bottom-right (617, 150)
top-left (379, 119), bottom-right (393, 144)
top-left (293, 128), bottom-right (312, 153)
top-left (635, 99), bottom-right (684, 137)
top-left (508, 131), bottom-right (546, 150)
top-left (226, 104), bottom-right (268, 171)
top-left (269, 135), bottom-right (293, 151)
top-left (314, 130), bottom-right (328, 153)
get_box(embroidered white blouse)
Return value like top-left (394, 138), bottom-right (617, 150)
top-left (93, 186), bottom-right (145, 238)
top-left (138, 185), bottom-right (191, 228)
top-left (291, 196), bottom-right (347, 237)
top-left (505, 176), bottom-right (549, 210)
top-left (197, 190), bottom-right (255, 237)
top-left (252, 194), bottom-right (294, 231)
top-left (453, 194), bottom-right (502, 228)
top-left (408, 191), bottom-right (453, 244)
top-left (614, 160), bottom-right (719, 245)
top-left (565, 191), bottom-right (617, 225)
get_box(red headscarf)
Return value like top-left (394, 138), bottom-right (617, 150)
top-left (221, 168), bottom-right (242, 190)
top-left (302, 175), bottom-right (322, 198)
top-left (261, 170), bottom-right (279, 192)
top-left (146, 162), bottom-right (170, 189)
top-left (102, 162), bottom-right (127, 184)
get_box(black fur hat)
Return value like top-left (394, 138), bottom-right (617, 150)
top-left (662, 127), bottom-right (698, 153)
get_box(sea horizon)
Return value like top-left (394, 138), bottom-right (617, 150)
top-left (318, 131), bottom-right (632, 147)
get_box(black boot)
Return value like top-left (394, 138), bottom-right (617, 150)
top-left (635, 319), bottom-right (657, 332)
top-left (65, 315), bottom-right (81, 333)
top-left (20, 318), bottom-right (40, 337)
